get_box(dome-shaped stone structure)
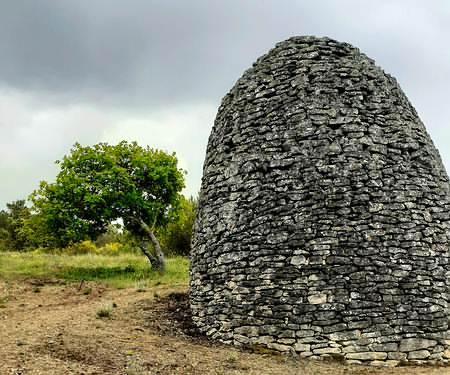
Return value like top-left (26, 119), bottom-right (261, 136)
top-left (190, 36), bottom-right (450, 364)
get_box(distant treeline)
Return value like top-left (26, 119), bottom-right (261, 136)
top-left (0, 196), bottom-right (196, 257)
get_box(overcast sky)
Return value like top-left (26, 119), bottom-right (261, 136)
top-left (0, 0), bottom-right (449, 209)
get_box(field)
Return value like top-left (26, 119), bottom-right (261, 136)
top-left (1, 252), bottom-right (449, 375)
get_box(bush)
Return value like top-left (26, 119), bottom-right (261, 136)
top-left (66, 240), bottom-right (98, 255)
top-left (97, 242), bottom-right (122, 255)
top-left (96, 305), bottom-right (113, 319)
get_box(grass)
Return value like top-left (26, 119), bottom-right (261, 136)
top-left (96, 304), bottom-right (113, 319)
top-left (0, 251), bottom-right (189, 288)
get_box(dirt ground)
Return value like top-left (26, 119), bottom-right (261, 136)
top-left (1, 279), bottom-right (450, 375)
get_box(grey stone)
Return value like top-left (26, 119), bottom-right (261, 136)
top-left (387, 352), bottom-right (407, 361)
top-left (346, 352), bottom-right (388, 361)
top-left (399, 338), bottom-right (437, 352)
top-left (267, 343), bottom-right (291, 352)
top-left (291, 255), bottom-right (307, 266)
top-left (329, 330), bottom-right (361, 342)
top-left (308, 294), bottom-right (327, 305)
top-left (293, 343), bottom-right (311, 352)
top-left (313, 347), bottom-right (342, 355)
top-left (408, 350), bottom-right (431, 360)
top-left (370, 343), bottom-right (398, 352)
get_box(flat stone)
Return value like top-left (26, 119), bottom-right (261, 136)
top-left (408, 350), bottom-right (431, 360)
top-left (291, 255), bottom-right (307, 266)
top-left (308, 293), bottom-right (327, 304)
top-left (370, 360), bottom-right (400, 367)
top-left (267, 343), bottom-right (290, 352)
top-left (346, 352), bottom-right (387, 361)
top-left (329, 330), bottom-right (361, 341)
top-left (399, 338), bottom-right (437, 352)
top-left (313, 347), bottom-right (341, 355)
top-left (443, 349), bottom-right (450, 359)
top-left (294, 343), bottom-right (311, 352)
top-left (388, 352), bottom-right (407, 360)
top-left (370, 342), bottom-right (398, 352)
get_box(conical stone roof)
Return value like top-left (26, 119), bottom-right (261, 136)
top-left (190, 36), bottom-right (450, 364)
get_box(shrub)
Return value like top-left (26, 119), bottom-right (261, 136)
top-left (97, 242), bottom-right (122, 256)
top-left (66, 240), bottom-right (98, 255)
top-left (96, 305), bottom-right (113, 318)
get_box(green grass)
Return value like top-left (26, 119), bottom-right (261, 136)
top-left (0, 252), bottom-right (189, 288)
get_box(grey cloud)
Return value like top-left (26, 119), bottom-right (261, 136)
top-left (2, 0), bottom-right (446, 109)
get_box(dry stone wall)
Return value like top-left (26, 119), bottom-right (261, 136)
top-left (190, 36), bottom-right (450, 365)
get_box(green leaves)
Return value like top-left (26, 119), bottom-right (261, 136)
top-left (28, 141), bottom-right (185, 247)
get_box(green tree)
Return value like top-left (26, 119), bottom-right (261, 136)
top-left (0, 200), bottom-right (30, 251)
top-left (159, 196), bottom-right (197, 256)
top-left (28, 141), bottom-right (185, 272)
top-left (0, 209), bottom-right (11, 250)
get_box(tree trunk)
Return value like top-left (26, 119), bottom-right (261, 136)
top-left (139, 219), bottom-right (166, 273)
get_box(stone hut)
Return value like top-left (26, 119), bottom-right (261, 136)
top-left (190, 36), bottom-right (450, 365)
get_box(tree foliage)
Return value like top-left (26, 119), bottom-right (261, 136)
top-left (28, 141), bottom-right (185, 271)
top-left (159, 196), bottom-right (197, 256)
top-left (0, 200), bottom-right (30, 251)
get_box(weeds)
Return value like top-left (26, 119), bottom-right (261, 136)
top-left (96, 305), bottom-right (113, 319)
top-left (135, 280), bottom-right (147, 292)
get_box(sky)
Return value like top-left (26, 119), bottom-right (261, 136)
top-left (0, 0), bottom-right (449, 209)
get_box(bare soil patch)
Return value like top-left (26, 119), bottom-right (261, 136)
top-left (1, 279), bottom-right (449, 375)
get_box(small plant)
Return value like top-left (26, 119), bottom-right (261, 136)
top-left (32, 286), bottom-right (41, 293)
top-left (82, 287), bottom-right (92, 295)
top-left (226, 352), bottom-right (239, 363)
top-left (135, 280), bottom-right (147, 293)
top-left (96, 305), bottom-right (113, 319)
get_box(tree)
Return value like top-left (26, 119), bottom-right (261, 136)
top-left (159, 196), bottom-right (197, 256)
top-left (0, 209), bottom-right (10, 250)
top-left (29, 141), bottom-right (185, 272)
top-left (0, 200), bottom-right (30, 251)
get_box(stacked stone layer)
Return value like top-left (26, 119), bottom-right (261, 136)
top-left (190, 36), bottom-right (450, 365)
